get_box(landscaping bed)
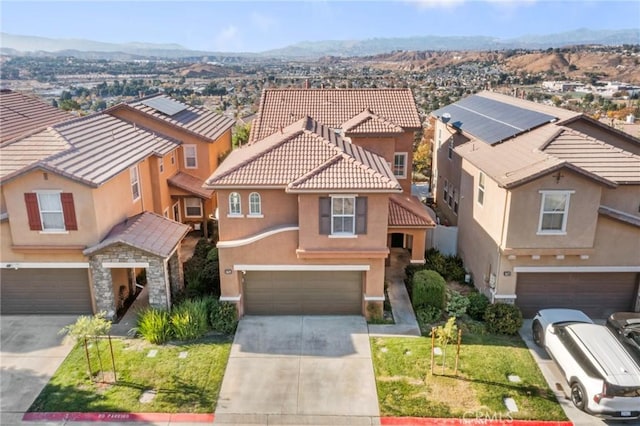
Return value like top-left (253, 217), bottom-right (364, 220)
top-left (371, 333), bottom-right (567, 420)
top-left (29, 336), bottom-right (231, 413)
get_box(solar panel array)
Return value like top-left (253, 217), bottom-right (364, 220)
top-left (433, 95), bottom-right (557, 145)
top-left (140, 97), bottom-right (187, 116)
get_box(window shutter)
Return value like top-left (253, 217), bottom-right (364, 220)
top-left (319, 197), bottom-right (331, 235)
top-left (355, 196), bottom-right (367, 234)
top-left (61, 193), bottom-right (78, 230)
top-left (24, 193), bottom-right (42, 231)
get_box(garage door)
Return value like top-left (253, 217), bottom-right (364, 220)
top-left (516, 272), bottom-right (639, 318)
top-left (1, 268), bottom-right (93, 314)
top-left (244, 270), bottom-right (362, 315)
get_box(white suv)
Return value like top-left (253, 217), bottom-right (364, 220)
top-left (533, 309), bottom-right (640, 419)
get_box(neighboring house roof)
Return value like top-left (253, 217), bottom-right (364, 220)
top-left (388, 194), bottom-right (436, 227)
top-left (206, 116), bottom-right (401, 193)
top-left (341, 109), bottom-right (404, 135)
top-left (168, 171), bottom-right (214, 199)
top-left (123, 94), bottom-right (235, 141)
top-left (0, 113), bottom-right (180, 186)
top-left (250, 88), bottom-right (421, 142)
top-left (0, 90), bottom-right (73, 144)
top-left (598, 205), bottom-right (640, 228)
top-left (83, 211), bottom-right (190, 258)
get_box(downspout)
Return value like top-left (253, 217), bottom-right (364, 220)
top-left (493, 189), bottom-right (511, 302)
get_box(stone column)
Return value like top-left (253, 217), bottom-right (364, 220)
top-left (147, 257), bottom-right (169, 310)
top-left (168, 250), bottom-right (184, 297)
top-left (88, 256), bottom-right (117, 319)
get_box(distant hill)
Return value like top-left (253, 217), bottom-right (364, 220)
top-left (1, 29), bottom-right (638, 60)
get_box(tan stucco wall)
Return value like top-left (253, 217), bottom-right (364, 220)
top-left (601, 184), bottom-right (640, 215)
top-left (505, 169), bottom-right (601, 249)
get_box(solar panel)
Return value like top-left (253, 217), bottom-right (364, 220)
top-left (140, 96), bottom-right (187, 116)
top-left (433, 95), bottom-right (557, 145)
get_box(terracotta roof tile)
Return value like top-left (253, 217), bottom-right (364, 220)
top-left (127, 94), bottom-right (235, 141)
top-left (0, 90), bottom-right (73, 144)
top-left (83, 211), bottom-right (190, 258)
top-left (206, 117), bottom-right (401, 193)
top-left (388, 194), bottom-right (436, 227)
top-left (168, 171), bottom-right (214, 198)
top-left (341, 109), bottom-right (404, 135)
top-left (250, 89), bottom-right (421, 142)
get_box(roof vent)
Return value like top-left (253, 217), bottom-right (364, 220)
top-left (441, 113), bottom-right (451, 124)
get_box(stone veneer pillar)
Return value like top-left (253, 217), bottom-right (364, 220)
top-left (88, 256), bottom-right (117, 319)
top-left (147, 257), bottom-right (169, 310)
top-left (168, 250), bottom-right (184, 297)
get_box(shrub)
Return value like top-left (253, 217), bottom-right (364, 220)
top-left (183, 241), bottom-right (220, 298)
top-left (446, 290), bottom-right (470, 317)
top-left (467, 292), bottom-right (490, 321)
top-left (416, 306), bottom-right (443, 332)
top-left (209, 300), bottom-right (238, 335)
top-left (484, 303), bottom-right (523, 335)
top-left (170, 299), bottom-right (210, 341)
top-left (412, 270), bottom-right (446, 310)
top-left (136, 308), bottom-right (172, 344)
top-left (425, 248), bottom-right (467, 283)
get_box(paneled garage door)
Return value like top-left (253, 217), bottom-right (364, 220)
top-left (244, 270), bottom-right (362, 315)
top-left (1, 268), bottom-right (93, 314)
top-left (516, 272), bottom-right (639, 318)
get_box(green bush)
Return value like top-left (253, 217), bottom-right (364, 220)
top-left (484, 303), bottom-right (523, 335)
top-left (467, 292), bottom-right (490, 321)
top-left (411, 270), bottom-right (446, 311)
top-left (170, 299), bottom-right (210, 341)
top-left (209, 300), bottom-right (238, 335)
top-left (136, 308), bottom-right (172, 344)
top-left (446, 290), bottom-right (470, 317)
top-left (183, 240), bottom-right (220, 298)
top-left (416, 306), bottom-right (443, 333)
top-left (424, 248), bottom-right (467, 283)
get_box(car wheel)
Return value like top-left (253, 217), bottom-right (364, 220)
top-left (532, 321), bottom-right (544, 347)
top-left (570, 381), bottom-right (587, 411)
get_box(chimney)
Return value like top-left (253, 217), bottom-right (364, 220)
top-left (304, 79), bottom-right (310, 89)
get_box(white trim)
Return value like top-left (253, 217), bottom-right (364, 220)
top-left (328, 235), bottom-right (357, 239)
top-left (0, 212), bottom-right (7, 221)
top-left (410, 259), bottom-right (426, 264)
top-left (235, 264), bottom-right (370, 272)
top-left (493, 294), bottom-right (517, 300)
top-left (220, 294), bottom-right (242, 302)
top-left (1, 262), bottom-right (90, 269)
top-left (184, 197), bottom-right (203, 218)
top-left (514, 266), bottom-right (640, 273)
top-left (364, 295), bottom-right (385, 301)
top-left (183, 144), bottom-right (198, 169)
top-left (393, 152), bottom-right (408, 179)
top-left (246, 214), bottom-right (264, 219)
top-left (226, 214), bottom-right (245, 218)
top-left (217, 226), bottom-right (298, 248)
top-left (39, 230), bottom-right (69, 235)
top-left (130, 165), bottom-right (141, 202)
top-left (537, 190), bottom-right (574, 234)
top-left (102, 262), bottom-right (150, 268)
top-left (329, 193), bottom-right (358, 198)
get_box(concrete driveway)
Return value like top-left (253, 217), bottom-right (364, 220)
top-left (0, 315), bottom-right (77, 425)
top-left (520, 319), bottom-right (640, 426)
top-left (215, 316), bottom-right (379, 425)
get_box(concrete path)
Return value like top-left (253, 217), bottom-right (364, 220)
top-left (215, 315), bottom-right (380, 425)
top-left (0, 315), bottom-right (77, 425)
top-left (369, 248), bottom-right (421, 337)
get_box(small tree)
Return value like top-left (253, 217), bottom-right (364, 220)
top-left (59, 312), bottom-right (115, 382)
top-left (433, 316), bottom-right (458, 375)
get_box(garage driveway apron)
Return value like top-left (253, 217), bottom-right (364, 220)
top-left (215, 316), bottom-right (379, 421)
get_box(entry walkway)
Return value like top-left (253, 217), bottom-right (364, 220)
top-left (368, 248), bottom-right (421, 337)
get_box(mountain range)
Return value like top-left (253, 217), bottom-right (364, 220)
top-left (1, 28), bottom-right (638, 60)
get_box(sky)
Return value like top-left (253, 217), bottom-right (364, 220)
top-left (1, 1), bottom-right (639, 53)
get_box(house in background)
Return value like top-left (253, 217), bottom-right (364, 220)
top-left (206, 88), bottom-right (434, 318)
top-left (431, 91), bottom-right (640, 318)
top-left (0, 94), bottom-right (234, 316)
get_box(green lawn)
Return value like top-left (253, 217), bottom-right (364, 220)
top-left (371, 333), bottom-right (567, 420)
top-left (29, 336), bottom-right (232, 413)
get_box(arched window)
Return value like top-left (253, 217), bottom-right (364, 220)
top-left (229, 192), bottom-right (241, 216)
top-left (249, 192), bottom-right (262, 216)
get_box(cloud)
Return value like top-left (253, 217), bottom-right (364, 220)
top-left (214, 25), bottom-right (241, 51)
top-left (251, 12), bottom-right (276, 32)
top-left (410, 0), bottom-right (465, 10)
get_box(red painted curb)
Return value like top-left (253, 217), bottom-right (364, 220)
top-left (381, 418), bottom-right (573, 426)
top-left (22, 412), bottom-right (214, 422)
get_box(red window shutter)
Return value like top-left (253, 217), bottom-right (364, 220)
top-left (24, 193), bottom-right (42, 231)
top-left (61, 193), bottom-right (78, 230)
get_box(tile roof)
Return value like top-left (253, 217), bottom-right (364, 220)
top-left (206, 116), bottom-right (401, 193)
top-left (125, 94), bottom-right (235, 141)
top-left (83, 211), bottom-right (190, 258)
top-left (388, 194), bottom-right (436, 227)
top-left (0, 90), bottom-right (73, 144)
top-left (168, 171), bottom-right (214, 199)
top-left (341, 109), bottom-right (404, 135)
top-left (0, 113), bottom-right (180, 186)
top-left (250, 88), bottom-right (421, 142)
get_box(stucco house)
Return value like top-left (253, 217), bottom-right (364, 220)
top-left (205, 88), bottom-right (435, 318)
top-left (431, 91), bottom-right (640, 317)
top-left (0, 93), bottom-right (234, 316)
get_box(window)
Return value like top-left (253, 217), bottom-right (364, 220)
top-left (248, 192), bottom-right (262, 216)
top-left (393, 153), bottom-right (407, 178)
top-left (184, 145), bottom-right (197, 169)
top-left (130, 165), bottom-right (140, 201)
top-left (332, 196), bottom-right (355, 235)
top-left (477, 172), bottom-right (485, 206)
top-left (453, 189), bottom-right (458, 215)
top-left (538, 191), bottom-right (572, 234)
top-left (170, 150), bottom-right (176, 165)
top-left (443, 178), bottom-right (449, 204)
top-left (448, 140), bottom-right (453, 160)
top-left (24, 192), bottom-right (77, 232)
top-left (448, 184), bottom-right (454, 208)
top-left (319, 196), bottom-right (367, 236)
top-left (163, 208), bottom-right (169, 218)
top-left (185, 197), bottom-right (202, 217)
top-left (159, 158), bottom-right (164, 174)
top-left (228, 192), bottom-right (241, 216)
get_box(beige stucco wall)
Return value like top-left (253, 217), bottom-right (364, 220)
top-left (600, 184), bottom-right (640, 215)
